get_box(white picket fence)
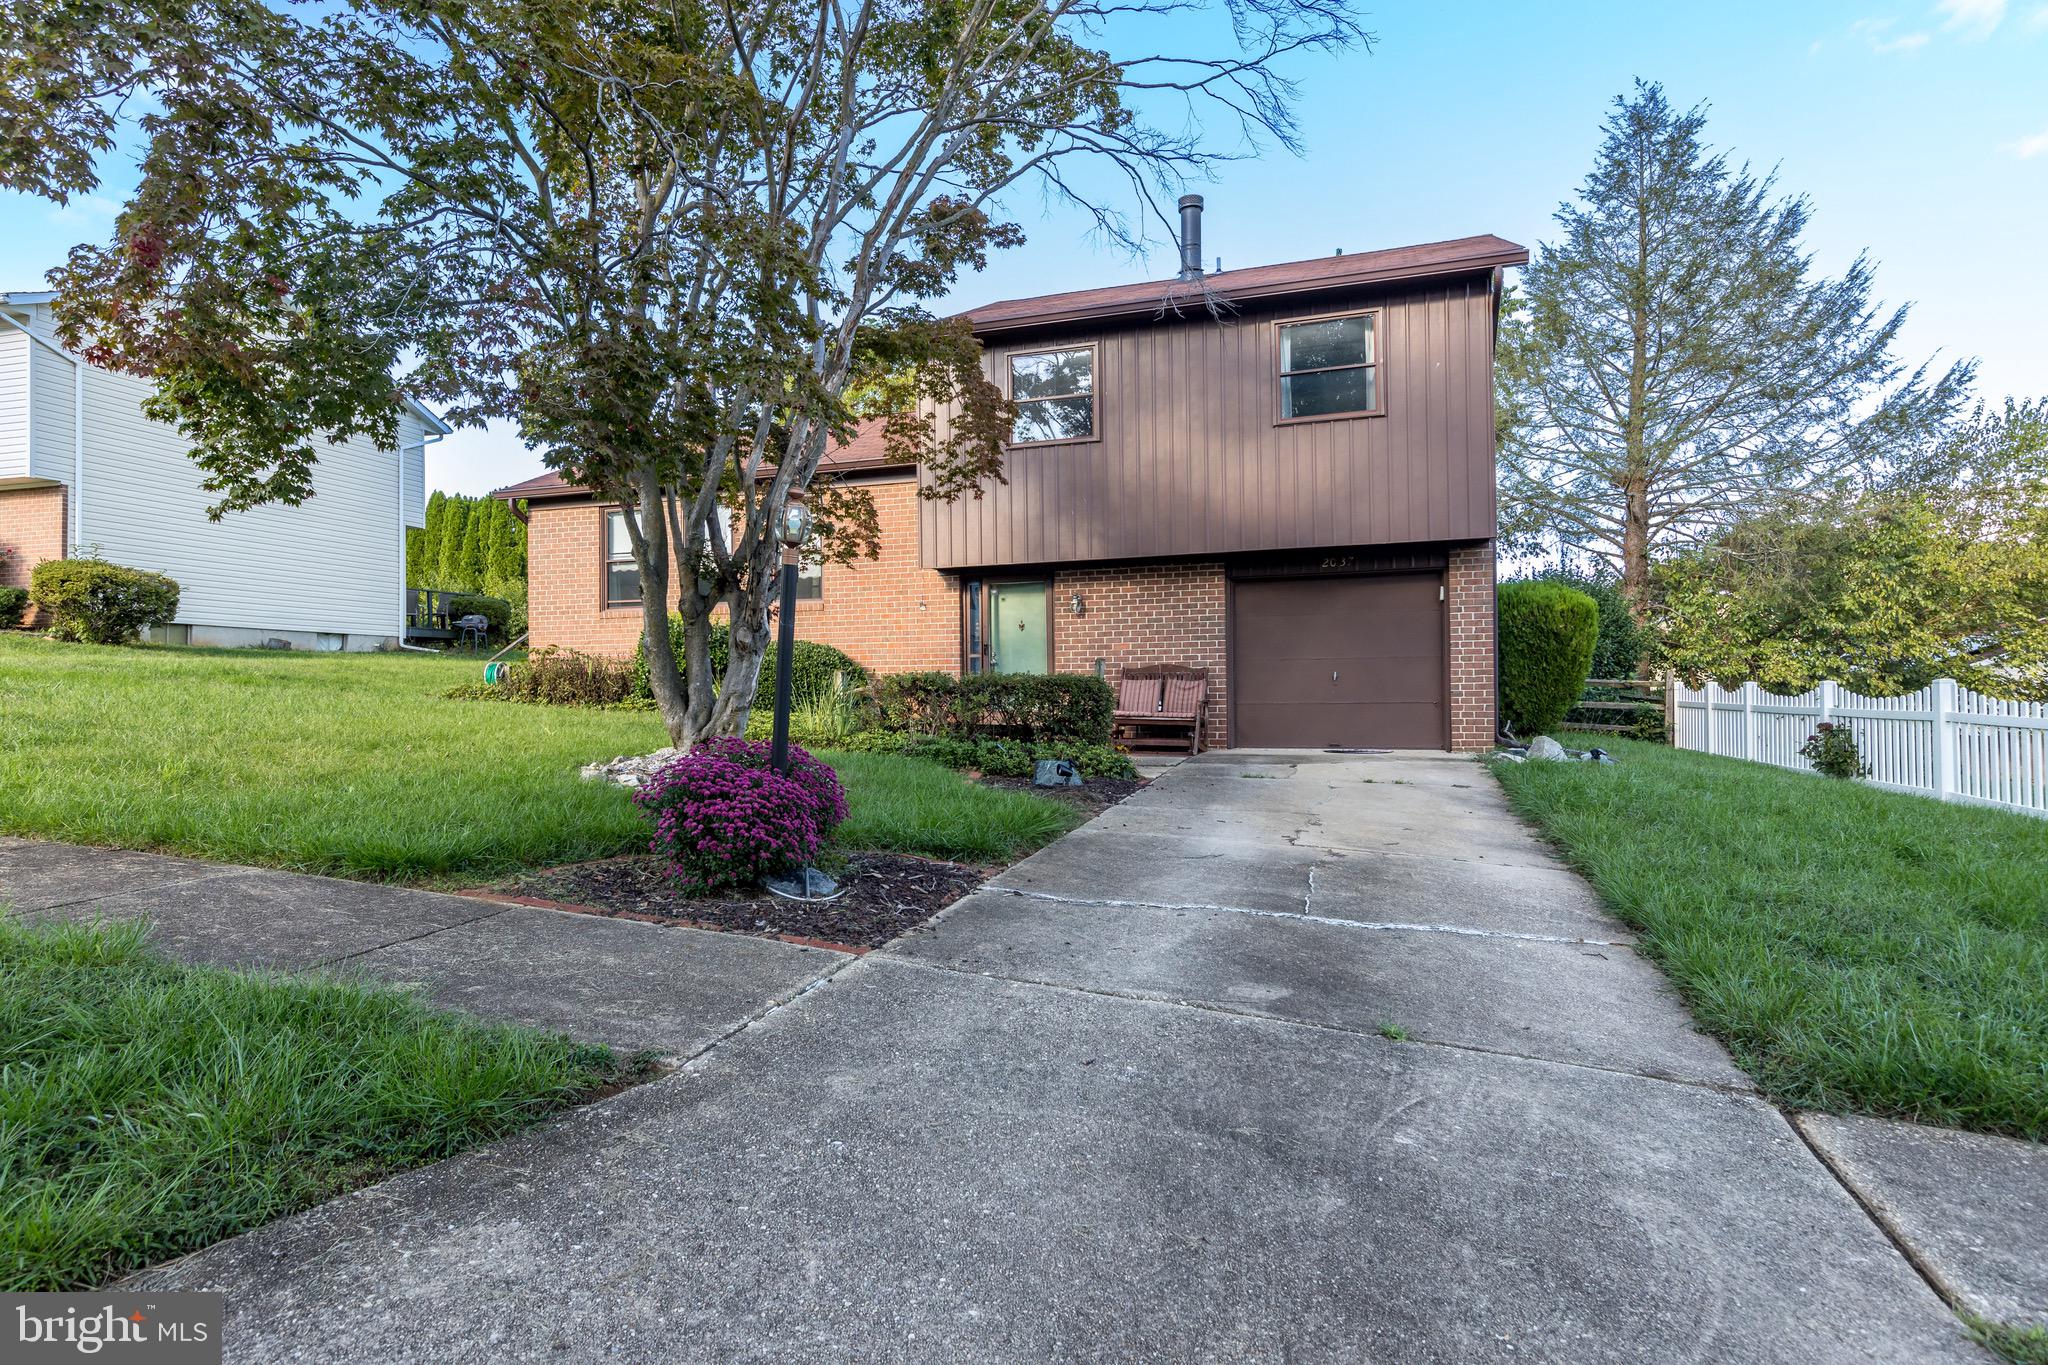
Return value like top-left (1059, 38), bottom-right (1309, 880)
top-left (1670, 678), bottom-right (2048, 819)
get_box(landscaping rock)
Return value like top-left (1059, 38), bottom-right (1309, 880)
top-left (581, 748), bottom-right (682, 788)
top-left (1527, 736), bottom-right (1570, 762)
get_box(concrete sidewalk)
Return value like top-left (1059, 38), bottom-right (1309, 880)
top-left (0, 835), bottom-right (841, 1057)
top-left (3, 754), bottom-right (2022, 1361)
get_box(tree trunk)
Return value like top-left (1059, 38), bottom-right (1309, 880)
top-left (1621, 479), bottom-right (1652, 620)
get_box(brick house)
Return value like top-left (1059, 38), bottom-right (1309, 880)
top-left (500, 208), bottom-right (1525, 751)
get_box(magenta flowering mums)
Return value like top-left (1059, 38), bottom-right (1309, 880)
top-left (631, 738), bottom-right (847, 894)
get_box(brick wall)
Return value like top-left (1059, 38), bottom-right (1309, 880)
top-left (0, 485), bottom-right (68, 624)
top-left (793, 479), bottom-right (959, 674)
top-left (1051, 561), bottom-right (1230, 746)
top-left (524, 478), bottom-right (957, 673)
top-left (1447, 540), bottom-right (1497, 752)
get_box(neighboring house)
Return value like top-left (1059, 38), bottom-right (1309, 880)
top-left (0, 291), bottom-right (450, 650)
top-left (499, 206), bottom-right (1525, 750)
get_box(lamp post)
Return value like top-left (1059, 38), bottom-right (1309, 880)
top-left (768, 488), bottom-right (812, 777)
top-left (762, 488), bottom-right (840, 903)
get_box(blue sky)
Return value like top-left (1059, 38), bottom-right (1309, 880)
top-left (2, 0), bottom-right (2042, 495)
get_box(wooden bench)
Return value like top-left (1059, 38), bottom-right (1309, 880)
top-left (1114, 665), bottom-right (1209, 754)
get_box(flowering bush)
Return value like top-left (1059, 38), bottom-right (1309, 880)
top-left (1799, 722), bottom-right (1870, 781)
top-left (632, 738), bottom-right (846, 893)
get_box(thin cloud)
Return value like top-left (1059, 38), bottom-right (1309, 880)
top-left (46, 194), bottom-right (120, 225)
top-left (1851, 16), bottom-right (1933, 50)
top-left (1936, 0), bottom-right (2006, 36)
top-left (2013, 127), bottom-right (2048, 158)
top-left (2024, 3), bottom-right (2048, 30)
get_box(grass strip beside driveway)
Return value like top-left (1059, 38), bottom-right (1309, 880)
top-left (1492, 738), bottom-right (2048, 1140)
top-left (0, 637), bottom-right (1077, 881)
top-left (0, 917), bottom-right (639, 1291)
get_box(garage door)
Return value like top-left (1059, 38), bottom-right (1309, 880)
top-left (1233, 573), bottom-right (1446, 749)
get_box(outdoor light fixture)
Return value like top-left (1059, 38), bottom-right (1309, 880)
top-left (763, 489), bottom-right (841, 903)
top-left (1069, 592), bottom-right (1086, 617)
top-left (776, 495), bottom-right (813, 551)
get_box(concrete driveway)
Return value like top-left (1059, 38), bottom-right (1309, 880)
top-left (116, 751), bottom-right (1983, 1362)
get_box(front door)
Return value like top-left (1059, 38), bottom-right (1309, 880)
top-left (988, 582), bottom-right (1049, 674)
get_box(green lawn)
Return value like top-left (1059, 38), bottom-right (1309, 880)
top-left (1, 916), bottom-right (636, 1290)
top-left (0, 635), bottom-right (1076, 881)
top-left (1493, 738), bottom-right (2048, 1140)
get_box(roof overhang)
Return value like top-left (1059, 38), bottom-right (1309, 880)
top-left (962, 239), bottom-right (1529, 338)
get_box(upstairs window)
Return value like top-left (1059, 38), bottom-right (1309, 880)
top-left (1009, 346), bottom-right (1095, 444)
top-left (1278, 311), bottom-right (1379, 421)
top-left (605, 510), bottom-right (641, 606)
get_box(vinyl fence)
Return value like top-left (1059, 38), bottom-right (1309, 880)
top-left (1670, 679), bottom-right (2048, 819)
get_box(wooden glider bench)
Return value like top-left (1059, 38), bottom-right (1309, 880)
top-left (1113, 665), bottom-right (1209, 755)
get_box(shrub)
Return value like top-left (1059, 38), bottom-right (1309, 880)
top-left (1528, 569), bottom-right (1646, 679)
top-left (0, 586), bottom-right (27, 629)
top-left (902, 736), bottom-right (1138, 780)
top-left (635, 619), bottom-right (866, 708)
top-left (1498, 580), bottom-right (1599, 740)
top-left (480, 647), bottom-right (639, 706)
top-left (867, 672), bottom-right (1115, 744)
top-left (1799, 723), bottom-right (1870, 780)
top-left (445, 593), bottom-right (513, 641)
top-left (632, 738), bottom-right (846, 894)
top-left (29, 558), bottom-right (181, 645)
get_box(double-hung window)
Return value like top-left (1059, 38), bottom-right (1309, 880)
top-left (605, 510), bottom-right (641, 606)
top-left (1277, 311), bottom-right (1380, 420)
top-left (1008, 346), bottom-right (1096, 443)
top-left (795, 556), bottom-right (823, 602)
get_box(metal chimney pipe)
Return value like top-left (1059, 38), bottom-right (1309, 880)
top-left (1177, 195), bottom-right (1204, 280)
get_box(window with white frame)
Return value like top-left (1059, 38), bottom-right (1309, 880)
top-left (605, 510), bottom-right (640, 606)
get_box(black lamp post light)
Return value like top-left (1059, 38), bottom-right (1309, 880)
top-left (764, 489), bottom-right (844, 903)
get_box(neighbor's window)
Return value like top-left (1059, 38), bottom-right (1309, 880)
top-left (795, 555), bottom-right (823, 602)
top-left (605, 510), bottom-right (641, 606)
top-left (1278, 311), bottom-right (1378, 420)
top-left (1009, 347), bottom-right (1095, 443)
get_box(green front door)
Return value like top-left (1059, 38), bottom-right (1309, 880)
top-left (988, 582), bottom-right (1049, 674)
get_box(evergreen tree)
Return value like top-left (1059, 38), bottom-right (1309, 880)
top-left (416, 492), bottom-right (447, 590)
top-left (438, 499), bottom-right (472, 592)
top-left (459, 498), bottom-right (488, 591)
top-left (1498, 82), bottom-right (1972, 615)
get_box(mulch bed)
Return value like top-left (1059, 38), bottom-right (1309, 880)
top-left (483, 852), bottom-right (988, 951)
top-left (976, 774), bottom-right (1148, 814)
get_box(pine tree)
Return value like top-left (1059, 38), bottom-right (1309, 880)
top-left (1497, 81), bottom-right (1973, 615)
top-left (459, 498), bottom-right (488, 592)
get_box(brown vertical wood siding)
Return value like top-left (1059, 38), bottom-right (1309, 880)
top-left (921, 273), bottom-right (1499, 570)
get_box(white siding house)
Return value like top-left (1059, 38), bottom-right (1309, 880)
top-left (0, 292), bottom-right (447, 650)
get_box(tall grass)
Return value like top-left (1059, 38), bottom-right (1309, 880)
top-left (1494, 737), bottom-right (2048, 1139)
top-left (0, 917), bottom-right (631, 1290)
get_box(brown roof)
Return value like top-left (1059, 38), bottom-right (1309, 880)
top-left (491, 419), bottom-right (908, 504)
top-left (959, 234), bottom-right (1526, 335)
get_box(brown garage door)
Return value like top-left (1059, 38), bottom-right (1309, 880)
top-left (1233, 573), bottom-right (1446, 749)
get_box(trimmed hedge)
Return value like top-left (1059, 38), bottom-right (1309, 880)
top-left (29, 558), bottom-right (181, 645)
top-left (0, 586), bottom-right (26, 629)
top-left (635, 619), bottom-right (866, 708)
top-left (902, 736), bottom-right (1137, 780)
top-left (866, 671), bottom-right (1115, 745)
top-left (1498, 580), bottom-right (1599, 740)
top-left (1528, 569), bottom-right (1645, 679)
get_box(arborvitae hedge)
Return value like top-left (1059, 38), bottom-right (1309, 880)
top-left (1498, 580), bottom-right (1599, 740)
